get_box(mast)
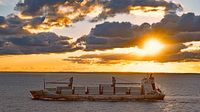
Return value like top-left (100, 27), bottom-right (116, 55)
top-left (68, 77), bottom-right (73, 88)
top-left (43, 78), bottom-right (46, 89)
top-left (112, 77), bottom-right (116, 94)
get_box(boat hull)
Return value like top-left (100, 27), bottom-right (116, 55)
top-left (30, 90), bottom-right (165, 101)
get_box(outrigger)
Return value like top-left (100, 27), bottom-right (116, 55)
top-left (30, 74), bottom-right (165, 101)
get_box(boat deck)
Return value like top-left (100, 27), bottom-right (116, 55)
top-left (32, 93), bottom-right (165, 101)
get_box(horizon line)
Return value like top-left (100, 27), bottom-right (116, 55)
top-left (0, 71), bottom-right (200, 75)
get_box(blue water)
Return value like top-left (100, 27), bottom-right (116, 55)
top-left (0, 73), bottom-right (200, 112)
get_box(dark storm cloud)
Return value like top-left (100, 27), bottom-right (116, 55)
top-left (0, 32), bottom-right (77, 54)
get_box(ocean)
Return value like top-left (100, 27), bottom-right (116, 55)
top-left (0, 72), bottom-right (200, 112)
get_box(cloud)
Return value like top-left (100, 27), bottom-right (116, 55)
top-left (0, 14), bottom-right (78, 55)
top-left (65, 44), bottom-right (199, 64)
top-left (0, 32), bottom-right (77, 54)
top-left (29, 16), bottom-right (46, 27)
top-left (76, 22), bottom-right (152, 50)
top-left (16, 0), bottom-right (182, 16)
top-left (15, 0), bottom-right (67, 16)
top-left (0, 0), bottom-right (199, 64)
top-left (91, 0), bottom-right (182, 21)
top-left (152, 12), bottom-right (200, 43)
top-left (173, 32), bottom-right (200, 43)
top-left (66, 51), bottom-right (200, 64)
top-left (178, 13), bottom-right (200, 32)
top-left (0, 15), bottom-right (29, 35)
top-left (77, 12), bottom-right (200, 51)
top-left (13, 0), bottom-right (182, 32)
top-left (66, 42), bottom-right (190, 64)
top-left (1, 11), bottom-right (199, 59)
top-left (0, 16), bottom-right (6, 25)
top-left (164, 52), bottom-right (200, 62)
top-left (14, 0), bottom-right (103, 32)
top-left (0, 14), bottom-right (48, 35)
top-left (93, 22), bottom-right (134, 37)
top-left (65, 53), bottom-right (140, 64)
top-left (152, 13), bottom-right (200, 32)
top-left (0, 0), bottom-right (5, 5)
top-left (72, 12), bottom-right (200, 63)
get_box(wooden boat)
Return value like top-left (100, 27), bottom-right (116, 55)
top-left (30, 75), bottom-right (165, 101)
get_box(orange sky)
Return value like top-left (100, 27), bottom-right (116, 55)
top-left (0, 0), bottom-right (200, 73)
top-left (0, 50), bottom-right (200, 73)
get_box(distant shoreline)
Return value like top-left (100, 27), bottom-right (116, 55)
top-left (0, 71), bottom-right (199, 75)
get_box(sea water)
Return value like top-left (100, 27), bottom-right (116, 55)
top-left (0, 73), bottom-right (200, 112)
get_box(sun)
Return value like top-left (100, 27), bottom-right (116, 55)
top-left (142, 39), bottom-right (164, 55)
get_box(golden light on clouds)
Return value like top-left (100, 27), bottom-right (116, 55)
top-left (0, 53), bottom-right (200, 73)
top-left (129, 6), bottom-right (165, 17)
top-left (87, 5), bottom-right (103, 18)
top-left (128, 6), bottom-right (166, 12)
top-left (181, 41), bottom-right (200, 53)
top-left (22, 17), bottom-right (71, 33)
top-left (21, 1), bottom-right (104, 34)
top-left (57, 6), bottom-right (74, 15)
top-left (22, 24), bottom-right (50, 33)
top-left (0, 24), bottom-right (7, 28)
top-left (122, 61), bottom-right (200, 73)
top-left (111, 38), bottom-right (165, 56)
top-left (18, 13), bottom-right (33, 19)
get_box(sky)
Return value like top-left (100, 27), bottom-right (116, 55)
top-left (0, 0), bottom-right (200, 73)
